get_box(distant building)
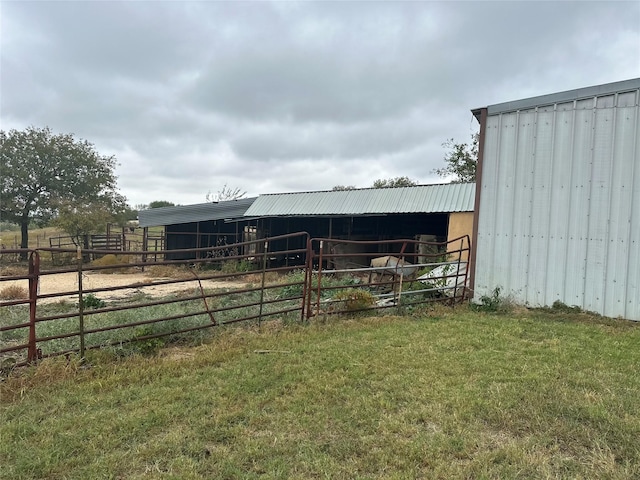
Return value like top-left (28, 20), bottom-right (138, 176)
top-left (138, 198), bottom-right (256, 260)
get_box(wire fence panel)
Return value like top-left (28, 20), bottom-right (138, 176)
top-left (306, 236), bottom-right (470, 319)
top-left (0, 233), bottom-right (469, 368)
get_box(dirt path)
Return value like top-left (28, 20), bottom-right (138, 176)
top-left (1, 271), bottom-right (250, 303)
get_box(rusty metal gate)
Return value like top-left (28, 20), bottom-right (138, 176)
top-left (0, 233), bottom-right (469, 368)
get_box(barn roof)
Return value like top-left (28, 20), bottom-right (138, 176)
top-left (138, 197), bottom-right (257, 228)
top-left (472, 78), bottom-right (640, 120)
top-left (243, 183), bottom-right (475, 217)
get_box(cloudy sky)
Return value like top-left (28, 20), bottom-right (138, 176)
top-left (1, 1), bottom-right (639, 207)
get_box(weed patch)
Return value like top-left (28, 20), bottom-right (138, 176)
top-left (471, 286), bottom-right (515, 313)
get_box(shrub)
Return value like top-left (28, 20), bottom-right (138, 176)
top-left (0, 285), bottom-right (28, 300)
top-left (79, 294), bottom-right (106, 309)
top-left (131, 326), bottom-right (166, 355)
top-left (471, 286), bottom-right (513, 313)
top-left (333, 288), bottom-right (376, 313)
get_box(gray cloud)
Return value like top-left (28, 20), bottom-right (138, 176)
top-left (1, 1), bottom-right (638, 207)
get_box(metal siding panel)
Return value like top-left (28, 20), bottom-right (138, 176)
top-left (528, 107), bottom-right (556, 306)
top-left (490, 114), bottom-right (518, 295)
top-left (583, 100), bottom-right (615, 313)
top-left (475, 114), bottom-right (504, 296)
top-left (563, 102), bottom-right (593, 308)
top-left (604, 99), bottom-right (637, 317)
top-left (624, 97), bottom-right (640, 320)
top-left (545, 104), bottom-right (576, 305)
top-left (509, 109), bottom-right (536, 300)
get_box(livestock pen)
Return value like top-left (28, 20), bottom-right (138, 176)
top-left (0, 233), bottom-right (470, 367)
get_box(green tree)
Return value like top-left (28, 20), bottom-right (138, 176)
top-left (53, 201), bottom-right (116, 248)
top-left (148, 200), bottom-right (175, 209)
top-left (434, 133), bottom-right (479, 183)
top-left (0, 126), bottom-right (125, 254)
top-left (372, 176), bottom-right (417, 188)
top-left (332, 185), bottom-right (356, 191)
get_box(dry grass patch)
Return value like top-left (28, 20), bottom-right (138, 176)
top-left (0, 265), bottom-right (28, 276)
top-left (143, 264), bottom-right (197, 279)
top-left (0, 285), bottom-right (28, 300)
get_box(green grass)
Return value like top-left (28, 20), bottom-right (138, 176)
top-left (1, 286), bottom-right (304, 362)
top-left (1, 307), bottom-right (639, 479)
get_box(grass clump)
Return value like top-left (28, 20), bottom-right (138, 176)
top-left (0, 284), bottom-right (28, 300)
top-left (332, 288), bottom-right (376, 313)
top-left (220, 259), bottom-right (254, 274)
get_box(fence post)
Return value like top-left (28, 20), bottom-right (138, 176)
top-left (302, 236), bottom-right (312, 321)
top-left (77, 246), bottom-right (85, 359)
top-left (27, 251), bottom-right (40, 363)
top-left (258, 241), bottom-right (268, 326)
top-left (395, 242), bottom-right (408, 309)
top-left (316, 241), bottom-right (324, 317)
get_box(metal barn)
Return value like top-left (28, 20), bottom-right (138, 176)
top-left (244, 183), bottom-right (475, 265)
top-left (471, 78), bottom-right (640, 320)
top-left (138, 198), bottom-right (257, 260)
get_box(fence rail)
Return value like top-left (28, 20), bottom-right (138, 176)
top-left (0, 233), bottom-right (469, 368)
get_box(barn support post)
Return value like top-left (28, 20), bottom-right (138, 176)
top-left (27, 251), bottom-right (40, 363)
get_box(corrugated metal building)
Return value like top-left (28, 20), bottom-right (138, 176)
top-left (245, 183), bottom-right (475, 261)
top-left (138, 198), bottom-right (257, 228)
top-left (245, 183), bottom-right (475, 216)
top-left (138, 198), bottom-right (257, 260)
top-left (137, 185), bottom-right (474, 264)
top-left (471, 78), bottom-right (640, 320)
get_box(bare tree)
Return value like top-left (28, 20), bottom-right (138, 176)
top-left (206, 184), bottom-right (247, 202)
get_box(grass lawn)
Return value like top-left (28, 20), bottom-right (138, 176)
top-left (1, 306), bottom-right (639, 479)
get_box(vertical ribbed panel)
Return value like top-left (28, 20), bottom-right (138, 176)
top-left (475, 86), bottom-right (640, 320)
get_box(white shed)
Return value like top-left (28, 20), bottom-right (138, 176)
top-left (470, 78), bottom-right (640, 320)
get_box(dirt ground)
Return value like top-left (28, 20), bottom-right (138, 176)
top-left (1, 271), bottom-right (250, 303)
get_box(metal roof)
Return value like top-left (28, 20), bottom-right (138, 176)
top-left (243, 183), bottom-right (475, 217)
top-left (138, 197), bottom-right (257, 227)
top-left (472, 78), bottom-right (640, 120)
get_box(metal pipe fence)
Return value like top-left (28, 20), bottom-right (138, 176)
top-left (0, 233), bottom-right (469, 368)
top-left (305, 235), bottom-right (470, 319)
